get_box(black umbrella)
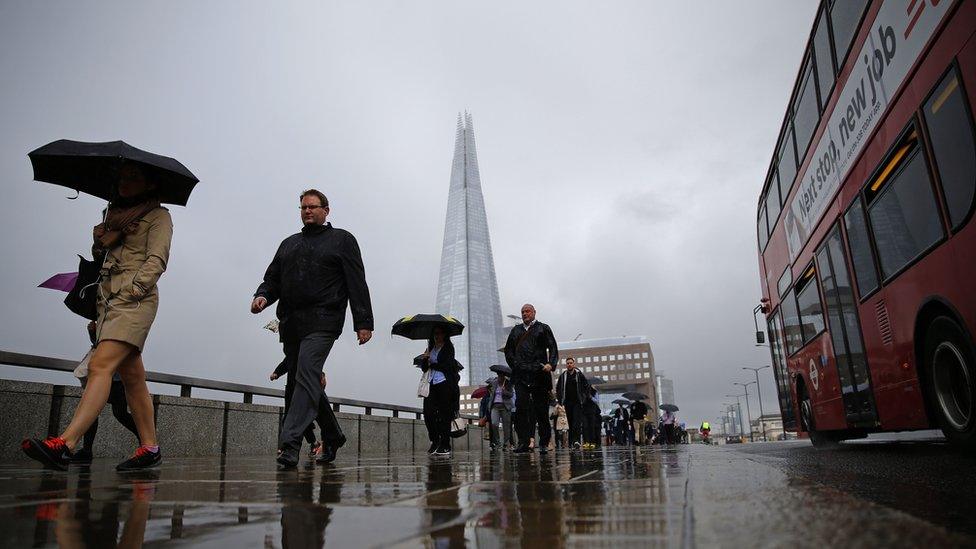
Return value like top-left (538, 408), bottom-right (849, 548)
top-left (622, 391), bottom-right (649, 401)
top-left (392, 313), bottom-right (464, 340)
top-left (660, 403), bottom-right (679, 412)
top-left (588, 376), bottom-right (607, 385)
top-left (28, 140), bottom-right (199, 206)
top-left (489, 364), bottom-right (512, 376)
top-left (612, 398), bottom-right (631, 405)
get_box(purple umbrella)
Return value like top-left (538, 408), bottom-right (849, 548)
top-left (38, 272), bottom-right (78, 292)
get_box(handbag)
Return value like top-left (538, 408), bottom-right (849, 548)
top-left (64, 255), bottom-right (101, 320)
top-left (450, 415), bottom-right (467, 438)
top-left (417, 369), bottom-right (432, 398)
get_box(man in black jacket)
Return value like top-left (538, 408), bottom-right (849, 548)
top-left (252, 189), bottom-right (373, 469)
top-left (555, 357), bottom-right (591, 449)
top-left (504, 304), bottom-right (558, 454)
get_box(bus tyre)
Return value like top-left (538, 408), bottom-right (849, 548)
top-left (924, 316), bottom-right (976, 447)
top-left (799, 388), bottom-right (841, 448)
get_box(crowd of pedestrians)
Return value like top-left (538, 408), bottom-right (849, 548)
top-left (20, 161), bottom-right (682, 471)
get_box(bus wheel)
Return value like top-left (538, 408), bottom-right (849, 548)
top-left (924, 316), bottom-right (976, 447)
top-left (800, 387), bottom-right (844, 449)
top-left (799, 386), bottom-right (841, 448)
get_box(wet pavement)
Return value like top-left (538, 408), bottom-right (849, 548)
top-left (0, 441), bottom-right (972, 548)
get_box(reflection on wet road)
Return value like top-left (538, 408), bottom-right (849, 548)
top-left (3, 440), bottom-right (972, 547)
top-left (0, 447), bottom-right (689, 548)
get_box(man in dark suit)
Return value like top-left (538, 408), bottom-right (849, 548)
top-left (504, 303), bottom-right (559, 454)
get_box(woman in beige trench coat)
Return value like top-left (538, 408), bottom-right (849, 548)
top-left (22, 163), bottom-right (172, 471)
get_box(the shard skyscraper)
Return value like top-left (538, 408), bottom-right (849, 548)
top-left (435, 113), bottom-right (505, 386)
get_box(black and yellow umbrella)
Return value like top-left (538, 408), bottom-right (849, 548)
top-left (391, 313), bottom-right (464, 341)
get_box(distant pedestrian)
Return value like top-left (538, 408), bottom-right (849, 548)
top-left (504, 304), bottom-right (559, 455)
top-left (252, 189), bottom-right (373, 470)
top-left (486, 371), bottom-right (515, 450)
top-left (583, 388), bottom-right (602, 448)
top-left (661, 410), bottom-right (677, 444)
top-left (554, 404), bottom-right (569, 448)
top-left (415, 326), bottom-right (462, 456)
top-left (556, 357), bottom-right (592, 449)
top-left (629, 399), bottom-right (649, 446)
top-left (23, 164), bottom-right (170, 471)
top-left (612, 403), bottom-right (631, 445)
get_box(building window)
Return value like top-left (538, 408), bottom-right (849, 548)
top-left (922, 68), bottom-right (976, 230)
top-left (865, 133), bottom-right (943, 279)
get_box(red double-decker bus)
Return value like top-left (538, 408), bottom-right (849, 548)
top-left (757, 0), bottom-right (976, 446)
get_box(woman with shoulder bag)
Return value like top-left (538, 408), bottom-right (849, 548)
top-left (22, 164), bottom-right (172, 471)
top-left (414, 326), bottom-right (461, 456)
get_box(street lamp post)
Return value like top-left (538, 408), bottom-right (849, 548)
top-left (734, 381), bottom-right (755, 442)
top-left (725, 394), bottom-right (746, 438)
top-left (743, 366), bottom-right (771, 441)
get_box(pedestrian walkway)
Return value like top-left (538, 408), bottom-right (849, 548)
top-left (0, 446), bottom-right (689, 547)
top-left (2, 443), bottom-right (967, 547)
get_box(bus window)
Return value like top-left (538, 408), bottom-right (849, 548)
top-left (865, 136), bottom-right (944, 279)
top-left (766, 171), bottom-right (781, 228)
top-left (843, 199), bottom-right (879, 297)
top-left (793, 60), bottom-right (821, 158)
top-left (813, 7), bottom-right (835, 111)
top-left (796, 265), bottom-right (826, 344)
top-left (758, 204), bottom-right (769, 250)
top-left (782, 287), bottom-right (803, 355)
top-left (777, 267), bottom-right (792, 298)
top-left (923, 68), bottom-right (976, 230)
top-left (767, 311), bottom-right (797, 430)
top-left (829, 0), bottom-right (869, 70)
top-left (778, 125), bottom-right (798, 200)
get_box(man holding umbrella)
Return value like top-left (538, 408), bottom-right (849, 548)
top-left (252, 189), bottom-right (373, 470)
top-left (503, 304), bottom-right (559, 454)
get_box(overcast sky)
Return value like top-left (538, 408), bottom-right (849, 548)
top-left (0, 1), bottom-right (818, 428)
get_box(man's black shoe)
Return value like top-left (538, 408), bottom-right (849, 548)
top-left (116, 447), bottom-right (161, 471)
top-left (22, 437), bottom-right (73, 471)
top-left (512, 445), bottom-right (531, 454)
top-left (277, 450), bottom-right (298, 470)
top-left (70, 449), bottom-right (94, 464)
top-left (315, 445), bottom-right (337, 464)
top-left (427, 442), bottom-right (437, 454)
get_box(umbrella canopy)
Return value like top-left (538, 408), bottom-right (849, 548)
top-left (612, 398), bottom-right (631, 405)
top-left (29, 140), bottom-right (199, 206)
top-left (601, 414), bottom-right (612, 421)
top-left (391, 314), bottom-right (464, 340)
top-left (660, 403), bottom-right (679, 412)
top-left (588, 376), bottom-right (607, 385)
top-left (489, 364), bottom-right (512, 376)
top-left (38, 272), bottom-right (78, 292)
top-left (622, 391), bottom-right (649, 401)
top-left (471, 386), bottom-right (489, 399)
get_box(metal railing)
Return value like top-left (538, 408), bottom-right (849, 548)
top-left (0, 350), bottom-right (436, 420)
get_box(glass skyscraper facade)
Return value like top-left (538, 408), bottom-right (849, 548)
top-left (435, 113), bottom-right (505, 387)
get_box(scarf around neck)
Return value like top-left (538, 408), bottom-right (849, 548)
top-left (93, 196), bottom-right (161, 250)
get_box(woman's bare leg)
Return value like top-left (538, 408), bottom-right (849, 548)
top-left (60, 340), bottom-right (135, 450)
top-left (117, 353), bottom-right (157, 446)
